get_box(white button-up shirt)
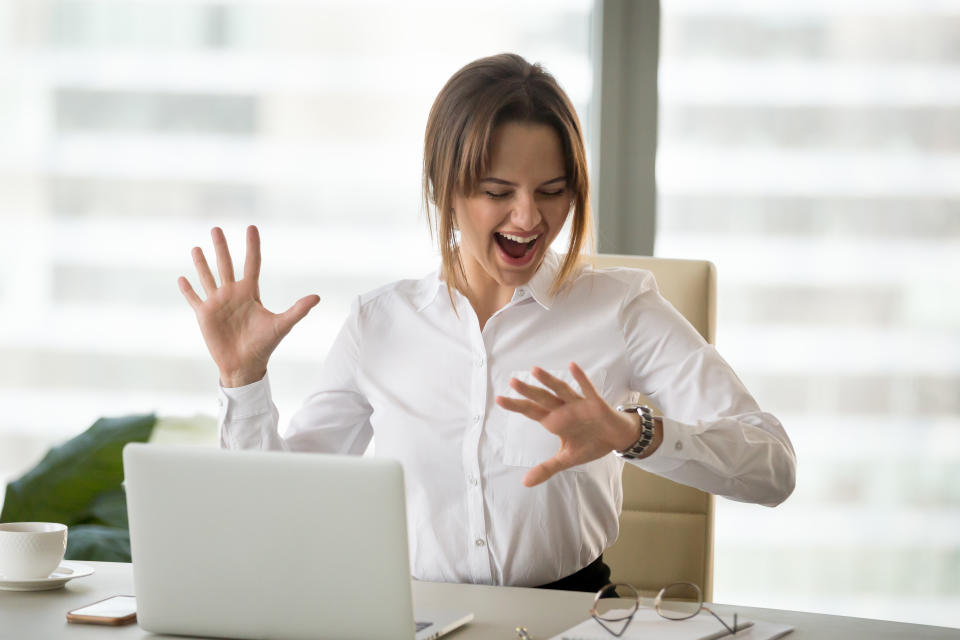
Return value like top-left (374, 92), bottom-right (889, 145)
top-left (218, 250), bottom-right (796, 587)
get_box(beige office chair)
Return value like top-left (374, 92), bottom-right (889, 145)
top-left (586, 254), bottom-right (717, 600)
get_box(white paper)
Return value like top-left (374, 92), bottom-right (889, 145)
top-left (549, 607), bottom-right (794, 640)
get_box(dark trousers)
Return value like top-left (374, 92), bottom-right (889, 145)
top-left (537, 555), bottom-right (614, 595)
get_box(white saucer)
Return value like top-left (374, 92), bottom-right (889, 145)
top-left (0, 561), bottom-right (95, 591)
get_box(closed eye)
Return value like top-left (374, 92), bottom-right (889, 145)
top-left (484, 189), bottom-right (565, 200)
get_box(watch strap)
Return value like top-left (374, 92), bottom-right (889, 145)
top-left (614, 404), bottom-right (656, 459)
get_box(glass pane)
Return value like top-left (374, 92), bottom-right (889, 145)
top-left (658, 0), bottom-right (960, 629)
top-left (0, 0), bottom-right (595, 489)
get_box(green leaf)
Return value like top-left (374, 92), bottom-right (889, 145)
top-left (0, 412), bottom-right (218, 563)
top-left (65, 525), bottom-right (131, 562)
top-left (0, 414), bottom-right (156, 525)
top-left (86, 488), bottom-right (129, 529)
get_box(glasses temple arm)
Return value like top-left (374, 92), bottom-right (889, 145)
top-left (703, 606), bottom-right (740, 634)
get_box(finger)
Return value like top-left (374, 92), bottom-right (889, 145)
top-left (191, 246), bottom-right (218, 296)
top-left (568, 361), bottom-right (601, 399)
top-left (276, 294), bottom-right (321, 337)
top-left (509, 378), bottom-right (563, 409)
top-left (523, 456), bottom-right (566, 487)
top-left (531, 367), bottom-right (579, 402)
top-left (243, 225), bottom-right (261, 283)
top-left (496, 396), bottom-right (549, 422)
top-left (211, 226), bottom-right (236, 284)
top-left (177, 276), bottom-right (203, 310)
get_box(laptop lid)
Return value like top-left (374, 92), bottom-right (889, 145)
top-left (124, 444), bottom-right (422, 640)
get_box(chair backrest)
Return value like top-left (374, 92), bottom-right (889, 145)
top-left (585, 254), bottom-right (717, 600)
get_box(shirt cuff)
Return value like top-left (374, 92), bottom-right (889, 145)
top-left (218, 373), bottom-right (274, 421)
top-left (628, 417), bottom-right (690, 474)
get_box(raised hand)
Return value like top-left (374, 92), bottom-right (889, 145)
top-left (178, 225), bottom-right (320, 387)
top-left (495, 362), bottom-right (645, 487)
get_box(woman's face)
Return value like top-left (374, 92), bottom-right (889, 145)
top-left (453, 121), bottom-right (572, 293)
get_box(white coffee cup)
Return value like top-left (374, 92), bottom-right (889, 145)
top-left (0, 522), bottom-right (68, 579)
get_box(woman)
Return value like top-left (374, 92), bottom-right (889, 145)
top-left (178, 54), bottom-right (796, 592)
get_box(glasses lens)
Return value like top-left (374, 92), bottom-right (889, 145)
top-left (656, 582), bottom-right (702, 620)
top-left (593, 584), bottom-right (639, 620)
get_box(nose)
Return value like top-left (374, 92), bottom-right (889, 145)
top-left (510, 191), bottom-right (541, 230)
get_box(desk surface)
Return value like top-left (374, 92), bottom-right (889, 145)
top-left (2, 562), bottom-right (958, 640)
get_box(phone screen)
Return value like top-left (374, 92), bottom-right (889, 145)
top-left (68, 595), bottom-right (137, 619)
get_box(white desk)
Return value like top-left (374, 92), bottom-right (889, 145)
top-left (2, 562), bottom-right (959, 639)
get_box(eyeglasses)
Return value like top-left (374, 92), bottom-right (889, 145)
top-left (589, 582), bottom-right (744, 638)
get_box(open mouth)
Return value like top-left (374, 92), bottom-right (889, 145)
top-left (494, 232), bottom-right (539, 263)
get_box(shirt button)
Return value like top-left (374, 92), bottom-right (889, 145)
top-left (475, 538), bottom-right (486, 547)
top-left (218, 398), bottom-right (224, 407)
top-left (675, 441), bottom-right (683, 451)
top-left (473, 414), bottom-right (481, 424)
top-left (469, 477), bottom-right (479, 486)
top-left (477, 357), bottom-right (485, 368)
top-left (517, 288), bottom-right (526, 296)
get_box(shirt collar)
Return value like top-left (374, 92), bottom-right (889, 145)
top-left (516, 248), bottom-right (561, 310)
top-left (413, 248), bottom-right (563, 312)
top-left (414, 269), bottom-right (445, 312)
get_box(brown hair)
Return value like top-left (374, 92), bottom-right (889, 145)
top-left (422, 53), bottom-right (592, 303)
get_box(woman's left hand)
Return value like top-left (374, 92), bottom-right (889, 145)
top-left (495, 362), bottom-right (641, 487)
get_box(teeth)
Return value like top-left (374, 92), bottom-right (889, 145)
top-left (497, 232), bottom-right (539, 243)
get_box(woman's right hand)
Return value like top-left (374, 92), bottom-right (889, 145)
top-left (178, 225), bottom-right (320, 388)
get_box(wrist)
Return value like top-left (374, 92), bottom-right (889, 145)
top-left (613, 404), bottom-right (662, 460)
top-left (220, 368), bottom-right (267, 388)
top-left (613, 411), bottom-right (642, 451)
top-left (633, 417), bottom-right (663, 459)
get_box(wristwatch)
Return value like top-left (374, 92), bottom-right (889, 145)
top-left (614, 400), bottom-right (656, 459)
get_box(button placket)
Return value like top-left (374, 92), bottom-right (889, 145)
top-left (461, 308), bottom-right (492, 582)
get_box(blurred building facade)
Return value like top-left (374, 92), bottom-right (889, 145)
top-left (657, 0), bottom-right (960, 627)
top-left (0, 0), bottom-right (593, 467)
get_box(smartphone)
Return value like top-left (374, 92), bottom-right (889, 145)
top-left (66, 595), bottom-right (137, 626)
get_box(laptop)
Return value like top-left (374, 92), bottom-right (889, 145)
top-left (123, 444), bottom-right (473, 640)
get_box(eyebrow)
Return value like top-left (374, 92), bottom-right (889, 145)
top-left (479, 175), bottom-right (567, 187)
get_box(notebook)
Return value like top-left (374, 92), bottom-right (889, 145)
top-left (123, 444), bottom-right (473, 640)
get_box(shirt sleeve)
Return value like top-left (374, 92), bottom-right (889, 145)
top-left (217, 297), bottom-right (374, 456)
top-left (619, 271), bottom-right (797, 507)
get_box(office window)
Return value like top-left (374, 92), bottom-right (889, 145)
top-left (0, 0), bottom-right (595, 486)
top-left (657, 0), bottom-right (960, 627)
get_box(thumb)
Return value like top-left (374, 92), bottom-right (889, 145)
top-left (523, 457), bottom-right (564, 487)
top-left (277, 294), bottom-right (321, 336)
